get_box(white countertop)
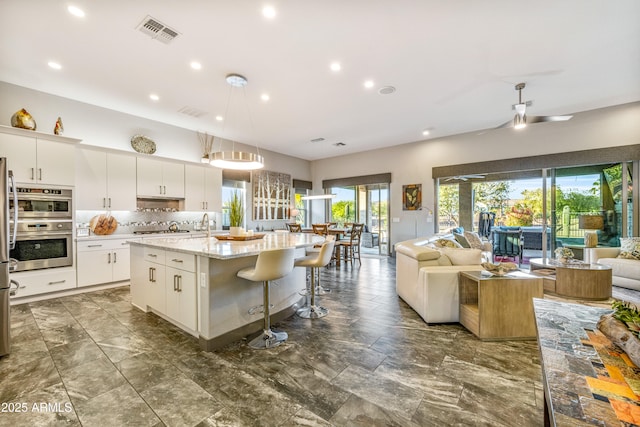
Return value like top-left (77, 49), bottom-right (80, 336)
top-left (129, 232), bottom-right (324, 260)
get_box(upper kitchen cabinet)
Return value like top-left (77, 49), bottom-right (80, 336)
top-left (76, 148), bottom-right (137, 210)
top-left (184, 164), bottom-right (222, 212)
top-left (0, 125), bottom-right (80, 186)
top-left (137, 157), bottom-right (185, 199)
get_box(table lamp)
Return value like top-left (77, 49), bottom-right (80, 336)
top-left (579, 214), bottom-right (604, 248)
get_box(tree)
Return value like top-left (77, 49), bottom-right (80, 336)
top-left (438, 184), bottom-right (459, 228)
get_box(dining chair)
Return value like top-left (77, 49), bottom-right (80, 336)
top-left (311, 223), bottom-right (328, 236)
top-left (338, 223), bottom-right (364, 266)
top-left (286, 223), bottom-right (302, 232)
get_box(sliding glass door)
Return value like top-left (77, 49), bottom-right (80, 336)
top-left (328, 183), bottom-right (390, 255)
top-left (437, 162), bottom-right (635, 262)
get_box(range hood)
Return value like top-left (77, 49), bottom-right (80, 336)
top-left (136, 197), bottom-right (184, 212)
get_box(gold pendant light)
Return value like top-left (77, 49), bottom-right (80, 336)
top-left (210, 73), bottom-right (265, 170)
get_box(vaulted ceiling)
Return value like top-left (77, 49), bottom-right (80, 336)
top-left (1, 1), bottom-right (638, 160)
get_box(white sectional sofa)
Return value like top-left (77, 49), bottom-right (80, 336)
top-left (586, 247), bottom-right (640, 291)
top-left (395, 236), bottom-right (485, 324)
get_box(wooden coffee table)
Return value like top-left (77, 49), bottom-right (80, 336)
top-left (529, 258), bottom-right (612, 300)
top-left (459, 270), bottom-right (543, 340)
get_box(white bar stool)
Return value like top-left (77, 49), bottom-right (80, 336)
top-left (295, 238), bottom-right (335, 319)
top-left (237, 247), bottom-right (295, 349)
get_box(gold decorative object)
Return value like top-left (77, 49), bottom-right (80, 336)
top-left (53, 117), bottom-right (64, 135)
top-left (481, 261), bottom-right (518, 276)
top-left (130, 134), bottom-right (156, 154)
top-left (11, 108), bottom-right (36, 130)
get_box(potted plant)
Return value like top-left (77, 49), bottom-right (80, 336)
top-left (228, 190), bottom-right (245, 236)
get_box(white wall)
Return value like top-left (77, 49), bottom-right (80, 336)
top-left (0, 81), bottom-right (311, 179)
top-left (311, 102), bottom-right (640, 248)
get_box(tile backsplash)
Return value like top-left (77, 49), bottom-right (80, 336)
top-left (75, 210), bottom-right (221, 236)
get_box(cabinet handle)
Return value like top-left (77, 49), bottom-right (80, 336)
top-left (171, 258), bottom-right (183, 263)
top-left (173, 275), bottom-right (178, 291)
top-left (149, 267), bottom-right (156, 282)
top-left (48, 280), bottom-right (66, 285)
top-left (30, 168), bottom-right (34, 180)
top-left (163, 185), bottom-right (167, 194)
top-left (108, 253), bottom-right (111, 264)
top-left (108, 198), bottom-right (111, 208)
top-left (87, 244), bottom-right (103, 248)
top-left (177, 275), bottom-right (182, 292)
top-left (38, 168), bottom-right (42, 180)
top-left (113, 252), bottom-right (117, 263)
top-left (148, 254), bottom-right (157, 258)
top-left (103, 198), bottom-right (106, 208)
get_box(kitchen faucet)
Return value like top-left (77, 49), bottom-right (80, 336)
top-left (201, 213), bottom-right (210, 239)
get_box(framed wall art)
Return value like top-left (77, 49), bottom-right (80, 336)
top-left (402, 184), bottom-right (422, 210)
top-left (252, 170), bottom-right (292, 220)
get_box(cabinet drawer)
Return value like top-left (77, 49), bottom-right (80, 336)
top-left (12, 268), bottom-right (77, 298)
top-left (77, 238), bottom-right (134, 252)
top-left (143, 247), bottom-right (165, 264)
top-left (166, 251), bottom-right (195, 272)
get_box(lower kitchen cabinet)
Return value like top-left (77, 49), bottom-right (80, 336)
top-left (77, 238), bottom-right (133, 287)
top-left (166, 266), bottom-right (197, 331)
top-left (11, 267), bottom-right (77, 298)
top-left (130, 245), bottom-right (197, 332)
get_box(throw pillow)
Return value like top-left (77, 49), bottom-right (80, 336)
top-left (620, 237), bottom-right (640, 252)
top-left (453, 232), bottom-right (470, 248)
top-left (439, 247), bottom-right (483, 265)
top-left (463, 231), bottom-right (484, 250)
top-left (434, 238), bottom-right (462, 249)
top-left (618, 242), bottom-right (640, 260)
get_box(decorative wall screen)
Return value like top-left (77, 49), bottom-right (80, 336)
top-left (252, 170), bottom-right (292, 220)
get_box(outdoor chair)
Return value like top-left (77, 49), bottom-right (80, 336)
top-left (492, 228), bottom-right (524, 266)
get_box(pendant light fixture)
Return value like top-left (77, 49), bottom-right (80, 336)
top-left (210, 73), bottom-right (265, 170)
top-left (513, 83), bottom-right (527, 130)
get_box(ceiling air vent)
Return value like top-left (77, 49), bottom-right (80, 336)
top-left (136, 15), bottom-right (180, 44)
top-left (178, 106), bottom-right (208, 118)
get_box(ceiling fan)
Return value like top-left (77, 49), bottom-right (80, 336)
top-left (444, 174), bottom-right (486, 181)
top-left (497, 82), bottom-right (573, 129)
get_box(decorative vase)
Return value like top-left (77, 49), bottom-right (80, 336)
top-left (230, 227), bottom-right (244, 236)
top-left (11, 108), bottom-right (36, 130)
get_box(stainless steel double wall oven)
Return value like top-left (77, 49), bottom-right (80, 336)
top-left (9, 187), bottom-right (73, 271)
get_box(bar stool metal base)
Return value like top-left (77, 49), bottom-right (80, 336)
top-left (315, 286), bottom-right (331, 295)
top-left (296, 304), bottom-right (328, 319)
top-left (248, 328), bottom-right (288, 349)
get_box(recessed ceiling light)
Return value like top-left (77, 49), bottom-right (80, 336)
top-left (261, 93), bottom-right (270, 101)
top-left (422, 130), bottom-right (430, 136)
top-left (149, 94), bottom-right (159, 101)
top-left (67, 5), bottom-right (85, 17)
top-left (330, 62), bottom-right (341, 72)
top-left (262, 5), bottom-right (276, 19)
top-left (216, 115), bottom-right (224, 121)
top-left (364, 80), bottom-right (374, 89)
top-left (190, 61), bottom-right (202, 70)
top-left (47, 61), bottom-right (62, 70)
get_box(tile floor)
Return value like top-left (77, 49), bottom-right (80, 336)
top-left (2, 256), bottom-right (624, 426)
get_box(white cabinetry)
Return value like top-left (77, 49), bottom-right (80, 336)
top-left (136, 157), bottom-right (184, 198)
top-left (0, 125), bottom-right (79, 186)
top-left (76, 149), bottom-right (137, 210)
top-left (185, 164), bottom-right (222, 212)
top-left (11, 268), bottom-right (77, 298)
top-left (77, 238), bottom-right (134, 287)
top-left (165, 252), bottom-right (197, 330)
top-left (130, 245), bottom-right (197, 332)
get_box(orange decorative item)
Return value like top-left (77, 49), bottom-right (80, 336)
top-left (53, 117), bottom-right (64, 135)
top-left (10, 108), bottom-right (37, 130)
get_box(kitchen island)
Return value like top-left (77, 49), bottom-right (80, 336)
top-left (129, 232), bottom-right (324, 350)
